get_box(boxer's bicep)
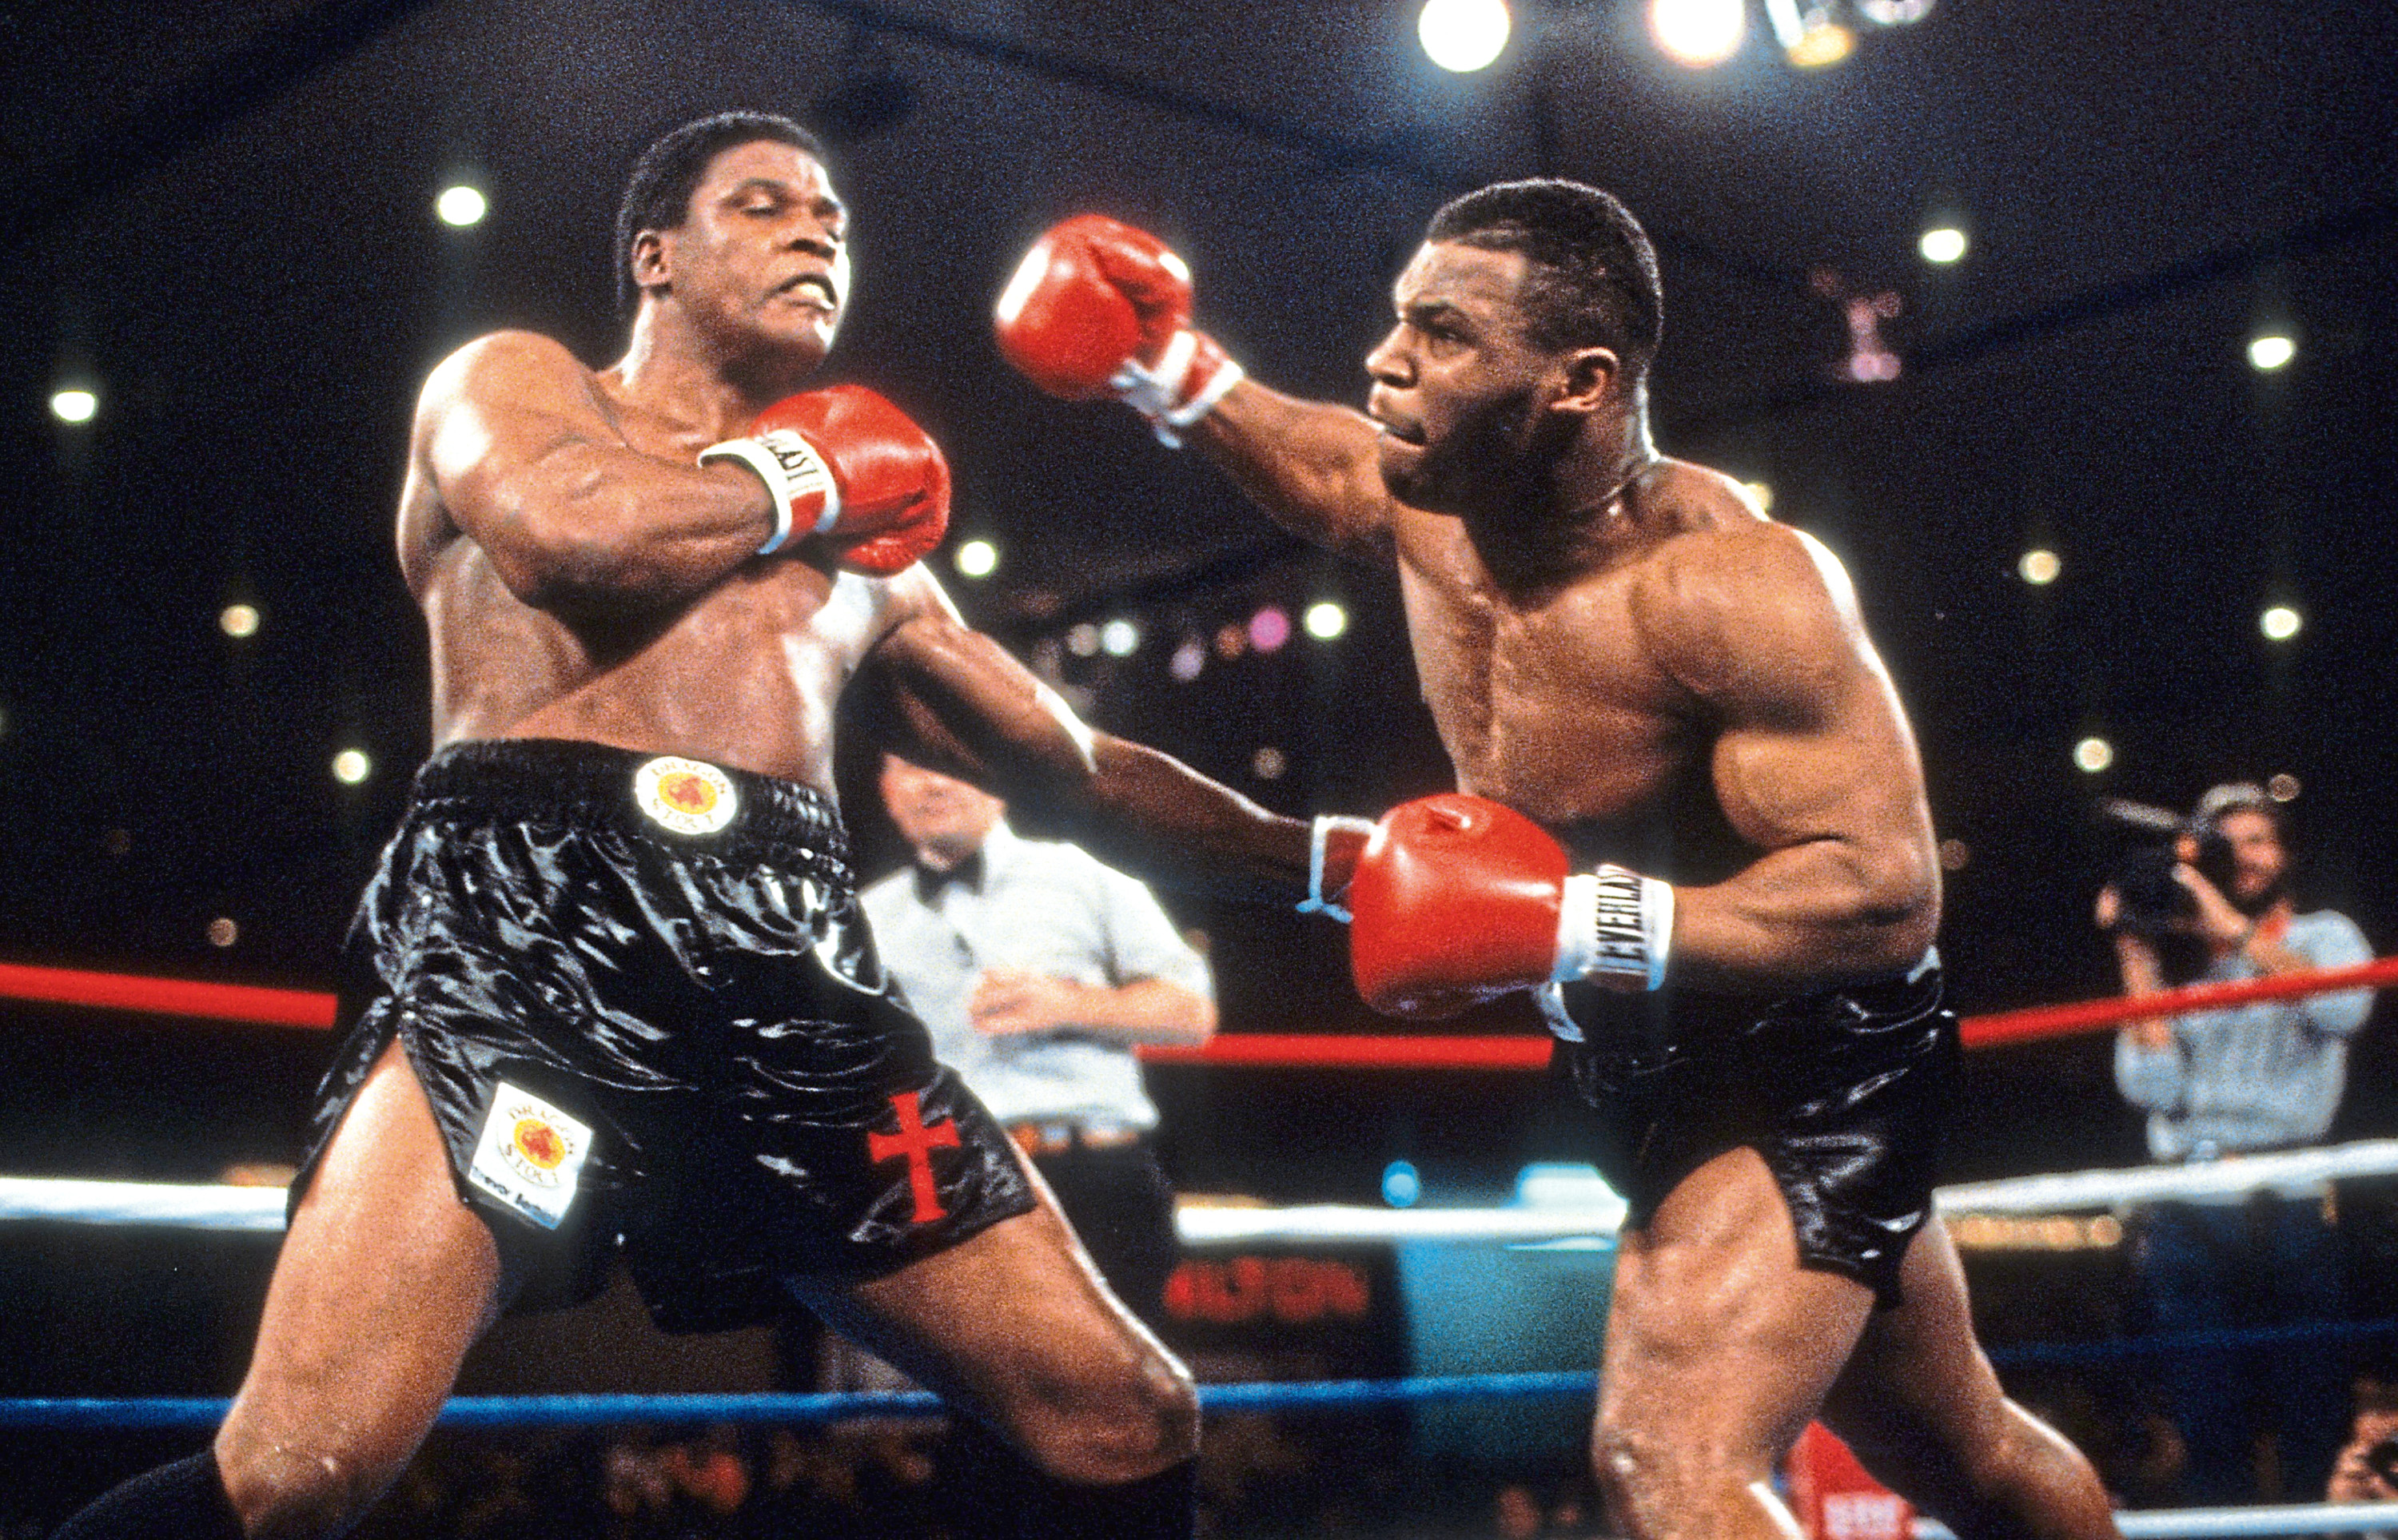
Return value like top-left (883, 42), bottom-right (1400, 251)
top-left (417, 332), bottom-right (768, 610)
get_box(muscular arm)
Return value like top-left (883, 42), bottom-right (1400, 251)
top-left (1185, 380), bottom-right (1399, 561)
top-left (1640, 527), bottom-right (1940, 992)
top-left (856, 568), bottom-right (1314, 898)
top-left (415, 332), bottom-right (776, 615)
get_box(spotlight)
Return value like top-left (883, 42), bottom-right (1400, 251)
top-left (1304, 601), bottom-right (1348, 640)
top-left (2073, 737), bottom-right (2113, 774)
top-left (50, 388), bottom-right (98, 424)
top-left (2260, 605), bottom-right (2301, 641)
top-left (1919, 226), bottom-right (1967, 264)
top-left (1249, 607), bottom-right (1291, 654)
top-left (1650, 0), bottom-right (1744, 66)
top-left (2248, 334), bottom-right (2295, 372)
top-left (1100, 619), bottom-right (1141, 657)
top-left (221, 603), bottom-right (261, 638)
top-left (435, 185), bottom-right (487, 228)
top-left (333, 749), bottom-right (372, 785)
top-left (954, 539), bottom-right (998, 578)
top-left (1169, 637), bottom-right (1205, 682)
top-left (1419, 0), bottom-right (1510, 73)
top-left (1381, 1160), bottom-right (1421, 1208)
top-left (2018, 549), bottom-right (2060, 585)
top-left (208, 917), bottom-right (240, 948)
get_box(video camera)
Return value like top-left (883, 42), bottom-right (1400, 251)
top-left (2096, 797), bottom-right (2242, 985)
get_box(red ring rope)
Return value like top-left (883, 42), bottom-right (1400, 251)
top-left (3, 956), bottom-right (2392, 1067)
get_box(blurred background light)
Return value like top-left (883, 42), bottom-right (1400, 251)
top-left (2269, 774), bottom-right (2301, 802)
top-left (1920, 225), bottom-right (1968, 264)
top-left (954, 538), bottom-right (998, 577)
top-left (1649, 0), bottom-right (1745, 66)
top-left (1065, 623), bottom-right (1101, 658)
top-left (2018, 549), bottom-right (2061, 585)
top-left (1250, 746), bottom-right (1287, 781)
top-left (1767, 0), bottom-right (1853, 66)
top-left (1381, 1159), bottom-right (1421, 1208)
top-left (1417, 0), bottom-right (1510, 73)
top-left (2261, 604), bottom-right (2301, 641)
top-left (50, 388), bottom-right (97, 424)
top-left (1249, 606), bottom-right (1291, 654)
top-left (434, 184), bottom-right (487, 227)
top-left (2073, 737), bottom-right (2113, 773)
top-left (219, 603), bottom-right (261, 639)
top-left (332, 749), bottom-right (372, 785)
top-left (2248, 333), bottom-right (2295, 371)
top-left (207, 917), bottom-right (239, 948)
top-left (1169, 636), bottom-right (1205, 682)
top-left (1100, 618), bottom-right (1141, 657)
top-left (1303, 600), bottom-right (1348, 641)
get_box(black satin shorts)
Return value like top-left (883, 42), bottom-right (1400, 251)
top-left (1550, 963), bottom-right (1956, 1307)
top-left (293, 738), bottom-right (1034, 1331)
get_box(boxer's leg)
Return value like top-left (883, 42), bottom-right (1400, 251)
top-left (1818, 1217), bottom-right (2118, 1540)
top-left (64, 1038), bottom-right (508, 1539)
top-left (799, 1156), bottom-right (1198, 1538)
top-left (1592, 1145), bottom-right (1877, 1540)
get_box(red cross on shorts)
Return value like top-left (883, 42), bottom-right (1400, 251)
top-left (866, 1090), bottom-right (961, 1224)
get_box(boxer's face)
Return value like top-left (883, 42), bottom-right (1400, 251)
top-left (1364, 241), bottom-right (1558, 512)
top-left (643, 139), bottom-right (851, 369)
top-left (880, 757), bottom-right (1003, 871)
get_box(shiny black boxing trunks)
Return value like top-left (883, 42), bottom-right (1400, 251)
top-left (293, 738), bottom-right (1035, 1332)
top-left (1545, 957), bottom-right (1954, 1307)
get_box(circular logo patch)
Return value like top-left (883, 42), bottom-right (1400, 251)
top-left (634, 755), bottom-right (739, 835)
top-left (512, 1116), bottom-right (567, 1170)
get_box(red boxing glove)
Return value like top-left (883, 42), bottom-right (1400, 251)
top-left (1348, 795), bottom-right (1677, 1019)
top-left (1348, 795), bottom-right (1571, 1019)
top-left (699, 385), bottom-right (950, 575)
top-left (992, 214), bottom-right (1244, 447)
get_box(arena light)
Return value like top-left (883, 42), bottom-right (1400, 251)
top-left (1303, 600), bottom-right (1348, 641)
top-left (2073, 737), bottom-right (2113, 774)
top-left (1169, 637), bottom-right (1205, 682)
top-left (435, 185), bottom-right (487, 228)
top-left (50, 388), bottom-right (97, 424)
top-left (1649, 0), bottom-right (1745, 66)
top-left (1249, 606), bottom-right (1292, 654)
top-left (954, 539), bottom-right (998, 578)
top-left (1065, 622), bottom-right (1101, 658)
top-left (1418, 0), bottom-right (1510, 73)
top-left (1919, 226), bottom-right (1967, 264)
top-left (1381, 1160), bottom-right (1421, 1208)
top-left (1765, 0), bottom-right (1854, 66)
top-left (1250, 746), bottom-right (1287, 781)
top-left (2018, 549), bottom-right (2061, 585)
top-left (1100, 618), bottom-right (1141, 657)
top-left (2248, 333), bottom-right (2295, 371)
top-left (2260, 605), bottom-right (2301, 641)
top-left (332, 750), bottom-right (372, 785)
top-left (207, 918), bottom-right (239, 949)
top-left (219, 604), bottom-right (261, 639)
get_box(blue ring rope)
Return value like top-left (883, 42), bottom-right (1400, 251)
top-left (6, 1319), bottom-right (2391, 1431)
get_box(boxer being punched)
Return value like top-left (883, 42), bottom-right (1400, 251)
top-left (998, 186), bottom-right (2121, 1540)
top-left (62, 113), bottom-right (1324, 1540)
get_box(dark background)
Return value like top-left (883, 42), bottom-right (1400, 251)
top-left (0, 0), bottom-right (2392, 1201)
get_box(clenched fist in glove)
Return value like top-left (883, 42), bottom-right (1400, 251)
top-left (700, 384), bottom-right (950, 575)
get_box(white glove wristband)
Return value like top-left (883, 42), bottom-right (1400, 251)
top-left (1553, 865), bottom-right (1675, 991)
top-left (699, 428), bottom-right (841, 555)
top-left (1111, 329), bottom-right (1245, 448)
top-left (1296, 814), bottom-right (1375, 924)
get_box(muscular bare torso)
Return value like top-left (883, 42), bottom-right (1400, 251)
top-left (1389, 459), bottom-right (1932, 889)
top-left (397, 350), bottom-right (897, 797)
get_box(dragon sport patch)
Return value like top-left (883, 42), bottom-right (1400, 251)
top-left (466, 1080), bottom-right (594, 1230)
top-left (633, 755), bottom-right (739, 835)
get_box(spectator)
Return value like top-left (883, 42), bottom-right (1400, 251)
top-left (2102, 782), bottom-right (2376, 1502)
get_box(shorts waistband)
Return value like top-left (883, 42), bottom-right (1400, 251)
top-left (1006, 1120), bottom-right (1145, 1157)
top-left (411, 738), bottom-right (851, 874)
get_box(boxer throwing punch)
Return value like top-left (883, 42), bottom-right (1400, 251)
top-left (62, 113), bottom-right (1337, 1540)
top-left (998, 189), bottom-right (2120, 1540)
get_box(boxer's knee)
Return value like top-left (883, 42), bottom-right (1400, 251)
top-left (1592, 1415), bottom-right (1781, 1534)
top-left (1012, 1339), bottom-right (1199, 1485)
top-left (214, 1418), bottom-right (402, 1539)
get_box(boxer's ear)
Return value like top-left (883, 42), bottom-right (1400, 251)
top-left (630, 229), bottom-right (673, 296)
top-left (1551, 345), bottom-right (1619, 418)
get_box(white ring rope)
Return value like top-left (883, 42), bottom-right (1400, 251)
top-left (10, 1138), bottom-right (2398, 1243)
top-left (1918, 1505), bottom-right (2398, 1539)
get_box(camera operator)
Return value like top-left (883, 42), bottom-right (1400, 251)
top-left (2098, 782), bottom-right (2376, 1505)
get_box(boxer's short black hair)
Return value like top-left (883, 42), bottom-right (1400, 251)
top-left (616, 111), bottom-right (826, 314)
top-left (1427, 179), bottom-right (1663, 382)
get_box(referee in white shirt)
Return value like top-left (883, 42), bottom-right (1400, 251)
top-left (862, 754), bottom-right (1216, 1324)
